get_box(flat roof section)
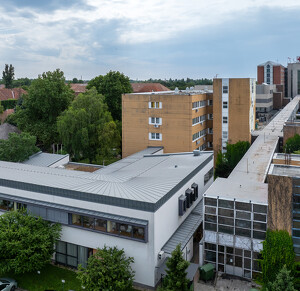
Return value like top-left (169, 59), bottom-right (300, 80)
top-left (269, 164), bottom-right (300, 178)
top-left (205, 96), bottom-right (300, 204)
top-left (0, 151), bottom-right (213, 212)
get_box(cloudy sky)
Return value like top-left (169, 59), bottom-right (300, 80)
top-left (0, 0), bottom-right (300, 80)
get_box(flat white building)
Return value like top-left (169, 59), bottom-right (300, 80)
top-left (0, 148), bottom-right (213, 288)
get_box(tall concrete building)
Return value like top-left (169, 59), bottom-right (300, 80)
top-left (287, 62), bottom-right (300, 98)
top-left (202, 97), bottom-right (300, 279)
top-left (122, 89), bottom-right (213, 158)
top-left (257, 61), bottom-right (286, 97)
top-left (213, 78), bottom-right (256, 156)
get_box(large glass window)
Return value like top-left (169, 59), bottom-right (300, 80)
top-left (218, 208), bottom-right (234, 217)
top-left (94, 219), bottom-right (107, 232)
top-left (83, 216), bottom-right (94, 229)
top-left (107, 221), bottom-right (119, 235)
top-left (133, 226), bottom-right (145, 240)
top-left (72, 214), bottom-right (82, 226)
top-left (120, 224), bottom-right (132, 237)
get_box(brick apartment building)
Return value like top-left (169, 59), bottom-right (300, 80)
top-left (213, 78), bottom-right (256, 156)
top-left (122, 89), bottom-right (213, 158)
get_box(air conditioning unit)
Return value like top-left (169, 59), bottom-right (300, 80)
top-left (203, 137), bottom-right (206, 141)
top-left (158, 251), bottom-right (165, 260)
top-left (195, 109), bottom-right (198, 112)
top-left (154, 124), bottom-right (160, 128)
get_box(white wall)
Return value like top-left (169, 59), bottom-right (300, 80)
top-left (153, 156), bottom-right (213, 271)
top-left (61, 225), bottom-right (155, 287)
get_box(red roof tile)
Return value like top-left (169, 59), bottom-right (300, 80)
top-left (131, 83), bottom-right (170, 93)
top-left (70, 84), bottom-right (87, 95)
top-left (0, 88), bottom-right (27, 101)
top-left (1, 109), bottom-right (14, 124)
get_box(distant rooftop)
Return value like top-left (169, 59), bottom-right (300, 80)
top-left (258, 61), bottom-right (284, 67)
top-left (130, 88), bottom-right (212, 96)
top-left (131, 83), bottom-right (170, 93)
top-left (22, 152), bottom-right (69, 167)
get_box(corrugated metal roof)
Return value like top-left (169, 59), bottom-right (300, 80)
top-left (0, 149), bottom-right (212, 211)
top-left (23, 152), bottom-right (69, 167)
top-left (162, 200), bottom-right (203, 254)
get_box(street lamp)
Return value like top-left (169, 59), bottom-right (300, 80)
top-left (61, 279), bottom-right (65, 291)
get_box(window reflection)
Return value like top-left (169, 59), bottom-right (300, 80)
top-left (133, 226), bottom-right (145, 240)
top-left (72, 214), bottom-right (82, 226)
top-left (107, 221), bottom-right (119, 234)
top-left (83, 216), bottom-right (94, 229)
top-left (95, 219), bottom-right (106, 232)
top-left (120, 224), bottom-right (132, 237)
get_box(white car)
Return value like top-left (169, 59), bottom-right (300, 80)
top-left (0, 278), bottom-right (17, 291)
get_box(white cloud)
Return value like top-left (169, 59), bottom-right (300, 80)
top-left (0, 0), bottom-right (299, 78)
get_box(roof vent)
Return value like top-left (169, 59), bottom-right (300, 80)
top-left (193, 150), bottom-right (201, 156)
top-left (175, 87), bottom-right (179, 94)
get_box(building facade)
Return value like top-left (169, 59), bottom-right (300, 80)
top-left (257, 61), bottom-right (286, 98)
top-left (256, 84), bottom-right (276, 122)
top-left (0, 148), bottom-right (214, 288)
top-left (213, 78), bottom-right (256, 155)
top-left (288, 62), bottom-right (300, 98)
top-left (122, 89), bottom-right (213, 158)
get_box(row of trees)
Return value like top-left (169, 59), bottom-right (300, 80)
top-left (5, 69), bottom-right (131, 163)
top-left (132, 77), bottom-right (213, 90)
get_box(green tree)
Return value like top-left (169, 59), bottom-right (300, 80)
top-left (266, 265), bottom-right (296, 291)
top-left (0, 132), bottom-right (39, 162)
top-left (87, 71), bottom-right (132, 120)
top-left (0, 209), bottom-right (61, 274)
top-left (57, 88), bottom-right (120, 163)
top-left (285, 134), bottom-right (300, 153)
top-left (77, 246), bottom-right (135, 291)
top-left (260, 230), bottom-right (295, 286)
top-left (2, 64), bottom-right (15, 88)
top-left (215, 141), bottom-right (250, 178)
top-left (161, 244), bottom-right (190, 291)
top-left (14, 69), bottom-right (74, 148)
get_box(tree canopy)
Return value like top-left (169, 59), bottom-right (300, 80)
top-left (77, 246), bottom-right (135, 291)
top-left (131, 78), bottom-right (213, 90)
top-left (87, 71), bottom-right (132, 121)
top-left (260, 230), bottom-right (295, 286)
top-left (2, 64), bottom-right (15, 89)
top-left (266, 265), bottom-right (296, 291)
top-left (215, 141), bottom-right (250, 178)
top-left (0, 132), bottom-right (39, 162)
top-left (285, 134), bottom-right (300, 153)
top-left (161, 244), bottom-right (190, 291)
top-left (0, 209), bottom-right (61, 274)
top-left (57, 88), bottom-right (120, 163)
top-left (13, 69), bottom-right (74, 148)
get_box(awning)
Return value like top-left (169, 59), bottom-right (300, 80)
top-left (161, 199), bottom-right (203, 254)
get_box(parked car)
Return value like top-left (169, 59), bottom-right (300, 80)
top-left (0, 278), bottom-right (17, 291)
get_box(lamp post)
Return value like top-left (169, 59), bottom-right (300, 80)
top-left (61, 279), bottom-right (65, 291)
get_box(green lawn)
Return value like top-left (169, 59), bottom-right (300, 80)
top-left (2, 264), bottom-right (82, 291)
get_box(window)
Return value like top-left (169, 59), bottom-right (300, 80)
top-left (94, 219), bottom-right (106, 232)
top-left (204, 168), bottom-right (213, 185)
top-left (107, 221), bottom-right (119, 234)
top-left (222, 131), bottom-right (228, 139)
top-left (223, 86), bottom-right (228, 94)
top-left (149, 101), bottom-right (161, 109)
top-left (223, 101), bottom-right (228, 109)
top-left (149, 133), bottom-right (162, 140)
top-left (192, 100), bottom-right (206, 109)
top-left (149, 117), bottom-right (161, 125)
top-left (133, 226), bottom-right (145, 240)
top-left (192, 129), bottom-right (206, 141)
top-left (222, 116), bottom-right (228, 124)
top-left (208, 114), bottom-right (213, 120)
top-left (0, 200), bottom-right (14, 211)
top-left (69, 213), bottom-right (147, 242)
